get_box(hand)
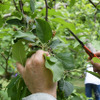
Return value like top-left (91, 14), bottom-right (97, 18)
top-left (91, 52), bottom-right (100, 74)
top-left (16, 50), bottom-right (57, 98)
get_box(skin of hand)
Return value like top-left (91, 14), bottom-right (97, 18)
top-left (91, 52), bottom-right (100, 74)
top-left (16, 50), bottom-right (57, 98)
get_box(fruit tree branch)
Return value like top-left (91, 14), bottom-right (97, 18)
top-left (19, 0), bottom-right (24, 14)
top-left (44, 0), bottom-right (48, 21)
top-left (88, 0), bottom-right (97, 8)
top-left (13, 0), bottom-right (19, 11)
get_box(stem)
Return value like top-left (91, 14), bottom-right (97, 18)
top-left (44, 0), bottom-right (48, 21)
top-left (0, 63), bottom-right (6, 70)
top-left (54, 0), bottom-right (56, 9)
top-left (94, 11), bottom-right (97, 22)
top-left (19, 0), bottom-right (24, 14)
top-left (13, 0), bottom-right (19, 11)
top-left (1, 53), bottom-right (7, 60)
top-left (88, 0), bottom-right (97, 8)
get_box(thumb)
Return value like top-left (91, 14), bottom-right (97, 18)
top-left (16, 62), bottom-right (24, 76)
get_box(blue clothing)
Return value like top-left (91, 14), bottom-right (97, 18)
top-left (85, 84), bottom-right (100, 100)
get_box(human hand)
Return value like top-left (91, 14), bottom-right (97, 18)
top-left (91, 52), bottom-right (100, 74)
top-left (16, 50), bottom-right (57, 98)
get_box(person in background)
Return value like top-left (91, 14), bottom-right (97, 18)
top-left (85, 64), bottom-right (100, 100)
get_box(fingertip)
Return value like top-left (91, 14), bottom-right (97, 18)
top-left (44, 52), bottom-right (50, 57)
top-left (16, 62), bottom-right (24, 76)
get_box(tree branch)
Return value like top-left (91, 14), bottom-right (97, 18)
top-left (19, 0), bottom-right (24, 14)
top-left (44, 0), bottom-right (48, 21)
top-left (88, 0), bottom-right (97, 8)
top-left (94, 11), bottom-right (98, 22)
top-left (1, 53), bottom-right (7, 60)
top-left (0, 63), bottom-right (6, 70)
top-left (13, 0), bottom-right (19, 11)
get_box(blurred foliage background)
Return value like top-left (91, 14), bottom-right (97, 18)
top-left (0, 0), bottom-right (100, 100)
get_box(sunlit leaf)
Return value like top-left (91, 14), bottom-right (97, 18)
top-left (92, 57), bottom-right (100, 64)
top-left (69, 0), bottom-right (76, 7)
top-left (52, 18), bottom-right (76, 34)
top-left (12, 41), bottom-right (26, 66)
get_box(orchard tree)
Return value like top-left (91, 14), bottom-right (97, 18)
top-left (0, 0), bottom-right (100, 100)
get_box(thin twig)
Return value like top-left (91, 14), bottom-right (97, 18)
top-left (88, 0), bottom-right (97, 8)
top-left (44, 0), bottom-right (48, 21)
top-left (19, 0), bottom-right (24, 14)
top-left (54, 0), bottom-right (56, 9)
top-left (0, 63), bottom-right (6, 70)
top-left (5, 47), bottom-right (12, 73)
top-left (1, 53), bottom-right (7, 60)
top-left (94, 11), bottom-right (97, 22)
top-left (13, 0), bottom-right (19, 11)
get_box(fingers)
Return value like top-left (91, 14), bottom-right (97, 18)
top-left (16, 62), bottom-right (24, 76)
top-left (94, 52), bottom-right (100, 57)
top-left (91, 60), bottom-right (100, 74)
top-left (31, 50), bottom-right (50, 67)
top-left (35, 50), bottom-right (50, 60)
top-left (88, 52), bottom-right (100, 60)
top-left (35, 50), bottom-right (49, 56)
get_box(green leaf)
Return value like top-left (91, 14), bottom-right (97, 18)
top-left (6, 19), bottom-right (22, 26)
top-left (7, 75), bottom-right (31, 100)
top-left (7, 75), bottom-right (20, 89)
top-left (7, 75), bottom-right (20, 100)
top-left (69, 0), bottom-right (76, 7)
top-left (15, 31), bottom-right (36, 42)
top-left (52, 18), bottom-right (76, 34)
top-left (59, 79), bottom-right (74, 97)
top-left (30, 0), bottom-right (35, 12)
top-left (97, 5), bottom-right (100, 10)
top-left (0, 3), bottom-right (10, 12)
top-left (56, 51), bottom-right (74, 69)
top-left (45, 56), bottom-right (64, 82)
top-left (0, 15), bottom-right (4, 27)
top-left (36, 19), bottom-right (52, 43)
top-left (92, 57), bottom-right (100, 64)
top-left (71, 96), bottom-right (81, 100)
top-left (12, 41), bottom-right (26, 65)
top-left (50, 39), bottom-right (61, 50)
top-left (11, 11), bottom-right (22, 20)
top-left (86, 71), bottom-right (100, 78)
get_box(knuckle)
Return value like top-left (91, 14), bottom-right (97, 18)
top-left (33, 56), bottom-right (41, 66)
top-left (36, 50), bottom-right (44, 55)
top-left (26, 60), bottom-right (32, 70)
